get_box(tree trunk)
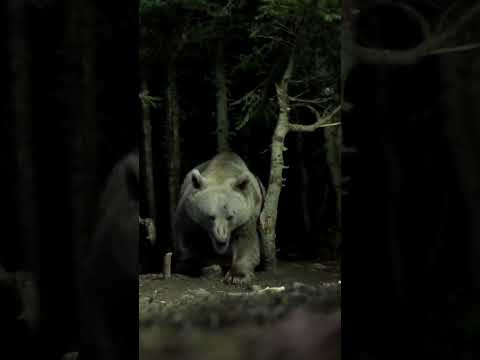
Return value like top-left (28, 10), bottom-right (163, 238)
top-left (260, 56), bottom-right (294, 271)
top-left (69, 0), bottom-right (98, 258)
top-left (166, 59), bottom-right (181, 238)
top-left (215, 40), bottom-right (230, 153)
top-left (140, 74), bottom-right (157, 245)
top-left (8, 0), bottom-right (38, 272)
top-left (324, 125), bottom-right (343, 256)
top-left (295, 133), bottom-right (312, 247)
top-left (442, 54), bottom-right (480, 293)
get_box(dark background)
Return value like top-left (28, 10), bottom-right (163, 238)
top-left (1, 0), bottom-right (138, 358)
top-left (1, 0), bottom-right (479, 359)
top-left (343, 0), bottom-right (480, 358)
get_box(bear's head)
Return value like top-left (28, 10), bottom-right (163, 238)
top-left (185, 169), bottom-right (252, 255)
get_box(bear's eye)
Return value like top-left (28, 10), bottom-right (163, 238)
top-left (226, 215), bottom-right (234, 221)
top-left (208, 215), bottom-right (215, 221)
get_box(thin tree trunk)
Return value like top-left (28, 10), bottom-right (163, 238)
top-left (166, 59), bottom-right (181, 237)
top-left (69, 0), bottom-right (99, 351)
top-left (140, 74), bottom-right (157, 245)
top-left (324, 125), bottom-right (342, 257)
top-left (260, 56), bottom-right (295, 271)
top-left (69, 0), bottom-right (98, 259)
top-left (215, 40), bottom-right (230, 153)
top-left (295, 133), bottom-right (312, 246)
top-left (442, 54), bottom-right (480, 292)
top-left (8, 0), bottom-right (39, 272)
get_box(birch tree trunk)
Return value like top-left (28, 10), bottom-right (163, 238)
top-left (260, 56), bottom-right (294, 271)
top-left (215, 40), bottom-right (230, 153)
top-left (260, 54), bottom-right (341, 271)
top-left (166, 59), bottom-right (182, 236)
top-left (140, 75), bottom-right (157, 245)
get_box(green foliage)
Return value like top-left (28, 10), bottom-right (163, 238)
top-left (140, 0), bottom-right (251, 64)
top-left (233, 88), bottom-right (263, 131)
top-left (140, 0), bottom-right (341, 134)
top-left (232, 0), bottom-right (341, 130)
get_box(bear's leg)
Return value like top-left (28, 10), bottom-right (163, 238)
top-left (224, 219), bottom-right (260, 285)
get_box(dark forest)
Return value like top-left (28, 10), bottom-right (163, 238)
top-left (1, 0), bottom-right (480, 359)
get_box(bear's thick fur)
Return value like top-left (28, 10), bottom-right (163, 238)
top-left (173, 152), bottom-right (265, 284)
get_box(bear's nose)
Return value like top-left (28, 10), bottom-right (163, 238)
top-left (214, 222), bottom-right (228, 242)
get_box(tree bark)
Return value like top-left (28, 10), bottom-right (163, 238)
top-left (324, 125), bottom-right (343, 255)
top-left (140, 74), bottom-right (157, 245)
top-left (215, 40), bottom-right (230, 153)
top-left (8, 0), bottom-right (39, 271)
top-left (261, 53), bottom-right (341, 271)
top-left (69, 0), bottom-right (99, 255)
top-left (166, 59), bottom-right (182, 237)
top-left (260, 56), bottom-right (295, 271)
top-left (295, 134), bottom-right (312, 246)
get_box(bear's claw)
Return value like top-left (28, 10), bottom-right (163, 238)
top-left (224, 270), bottom-right (255, 285)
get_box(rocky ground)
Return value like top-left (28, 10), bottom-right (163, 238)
top-left (139, 260), bottom-right (341, 360)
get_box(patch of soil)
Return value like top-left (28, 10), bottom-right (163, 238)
top-left (139, 260), bottom-right (341, 360)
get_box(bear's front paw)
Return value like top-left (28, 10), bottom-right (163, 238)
top-left (224, 269), bottom-right (255, 285)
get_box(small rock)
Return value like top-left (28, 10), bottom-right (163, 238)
top-left (180, 294), bottom-right (195, 301)
top-left (173, 273), bottom-right (190, 280)
top-left (61, 352), bottom-right (78, 360)
top-left (226, 291), bottom-right (246, 297)
top-left (257, 286), bottom-right (285, 294)
top-left (292, 282), bottom-right (315, 291)
top-left (249, 284), bottom-right (262, 292)
top-left (190, 288), bottom-right (211, 297)
top-left (311, 263), bottom-right (328, 271)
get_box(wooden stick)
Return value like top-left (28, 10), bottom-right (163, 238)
top-left (163, 252), bottom-right (172, 279)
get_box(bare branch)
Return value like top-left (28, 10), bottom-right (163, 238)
top-left (254, 35), bottom-right (295, 47)
top-left (289, 96), bottom-right (332, 105)
top-left (383, 1), bottom-right (431, 38)
top-left (429, 43), bottom-right (480, 55)
top-left (273, 20), bottom-right (296, 36)
top-left (230, 82), bottom-right (264, 106)
top-left (354, 2), bottom-right (480, 65)
top-left (280, 55), bottom-right (295, 88)
top-left (435, 0), bottom-right (461, 33)
top-left (289, 105), bottom-right (341, 132)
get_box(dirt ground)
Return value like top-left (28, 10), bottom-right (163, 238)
top-left (139, 260), bottom-right (341, 360)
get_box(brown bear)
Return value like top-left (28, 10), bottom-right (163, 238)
top-left (173, 152), bottom-right (265, 285)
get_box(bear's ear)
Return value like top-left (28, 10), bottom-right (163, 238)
top-left (191, 169), bottom-right (206, 190)
top-left (233, 173), bottom-right (250, 192)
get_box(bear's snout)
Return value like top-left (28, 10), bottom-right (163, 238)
top-left (210, 219), bottom-right (230, 254)
top-left (213, 220), bottom-right (229, 242)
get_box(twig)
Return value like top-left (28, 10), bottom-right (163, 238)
top-left (429, 42), bottom-right (480, 55)
top-left (288, 105), bottom-right (341, 132)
